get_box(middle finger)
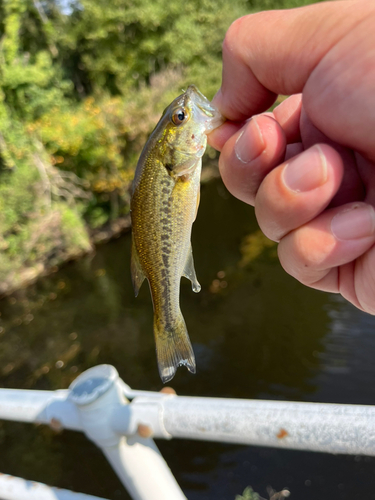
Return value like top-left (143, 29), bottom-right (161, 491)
top-left (255, 144), bottom-right (344, 242)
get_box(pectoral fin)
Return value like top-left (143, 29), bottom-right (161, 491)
top-left (183, 245), bottom-right (201, 293)
top-left (131, 236), bottom-right (145, 297)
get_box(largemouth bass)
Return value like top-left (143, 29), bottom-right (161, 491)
top-left (130, 85), bottom-right (224, 383)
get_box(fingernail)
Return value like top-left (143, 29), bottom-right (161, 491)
top-left (234, 117), bottom-right (265, 163)
top-left (331, 204), bottom-right (375, 240)
top-left (283, 145), bottom-right (327, 192)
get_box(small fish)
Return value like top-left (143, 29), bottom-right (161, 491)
top-left (130, 85), bottom-right (224, 383)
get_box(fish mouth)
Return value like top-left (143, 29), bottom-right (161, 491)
top-left (174, 145), bottom-right (205, 159)
top-left (186, 85), bottom-right (225, 132)
top-left (186, 85), bottom-right (216, 116)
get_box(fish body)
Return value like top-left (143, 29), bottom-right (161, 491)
top-left (130, 85), bottom-right (223, 383)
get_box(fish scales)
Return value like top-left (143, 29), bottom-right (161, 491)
top-left (131, 85), bottom-right (224, 383)
top-left (134, 156), bottom-right (200, 327)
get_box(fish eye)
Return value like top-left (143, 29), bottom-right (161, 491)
top-left (172, 107), bottom-right (188, 126)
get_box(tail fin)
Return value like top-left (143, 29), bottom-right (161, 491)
top-left (154, 312), bottom-right (196, 384)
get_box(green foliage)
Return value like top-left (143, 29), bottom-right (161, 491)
top-left (236, 487), bottom-right (262, 500)
top-left (63, 0), bottom-right (245, 98)
top-left (0, 164), bottom-right (38, 233)
top-left (251, 0), bottom-right (325, 11)
top-left (235, 486), bottom-right (291, 500)
top-left (247, 0), bottom-right (324, 9)
top-left (59, 203), bottom-right (92, 254)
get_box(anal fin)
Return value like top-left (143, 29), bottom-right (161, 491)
top-left (182, 245), bottom-right (201, 293)
top-left (131, 235), bottom-right (146, 297)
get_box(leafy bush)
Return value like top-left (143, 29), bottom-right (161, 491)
top-left (236, 486), bottom-right (290, 500)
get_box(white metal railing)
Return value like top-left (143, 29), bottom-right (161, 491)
top-left (1, 364), bottom-right (375, 500)
top-left (0, 473), bottom-right (108, 500)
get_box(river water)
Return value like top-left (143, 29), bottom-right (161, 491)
top-left (0, 178), bottom-right (374, 500)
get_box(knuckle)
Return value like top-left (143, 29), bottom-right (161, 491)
top-left (278, 229), bottom-right (332, 284)
top-left (223, 11), bottom-right (278, 55)
top-left (223, 14), bottom-right (260, 57)
top-left (223, 17), bottom-right (245, 57)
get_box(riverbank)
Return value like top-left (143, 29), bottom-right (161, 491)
top-left (0, 164), bottom-right (220, 298)
top-left (0, 215), bottom-right (131, 298)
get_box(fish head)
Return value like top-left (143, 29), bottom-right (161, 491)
top-left (156, 85), bottom-right (224, 178)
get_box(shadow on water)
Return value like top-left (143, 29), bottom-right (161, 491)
top-left (0, 178), bottom-right (375, 499)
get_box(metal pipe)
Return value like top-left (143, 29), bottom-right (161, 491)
top-left (0, 473), bottom-right (108, 500)
top-left (102, 438), bottom-right (186, 500)
top-left (0, 389), bottom-right (59, 422)
top-left (68, 365), bottom-right (186, 500)
top-left (115, 396), bottom-right (375, 456)
top-left (3, 364), bottom-right (375, 500)
top-left (0, 389), bottom-right (82, 431)
top-left (0, 366), bottom-right (187, 500)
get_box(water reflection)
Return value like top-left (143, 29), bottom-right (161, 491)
top-left (312, 295), bottom-right (375, 406)
top-left (0, 178), bottom-right (375, 499)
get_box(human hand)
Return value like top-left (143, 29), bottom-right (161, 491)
top-left (209, 0), bottom-right (375, 314)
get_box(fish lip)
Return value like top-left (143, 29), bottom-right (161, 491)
top-left (185, 85), bottom-right (225, 132)
top-left (186, 85), bottom-right (218, 117)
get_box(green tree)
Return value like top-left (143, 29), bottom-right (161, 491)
top-left (61, 0), bottom-right (246, 97)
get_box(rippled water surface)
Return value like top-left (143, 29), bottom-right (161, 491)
top-left (1, 178), bottom-right (375, 500)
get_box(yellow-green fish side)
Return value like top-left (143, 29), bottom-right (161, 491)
top-left (131, 155), bottom-right (201, 382)
top-left (130, 85), bottom-right (223, 383)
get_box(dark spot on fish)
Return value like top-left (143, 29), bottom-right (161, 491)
top-left (191, 134), bottom-right (195, 139)
top-left (162, 188), bottom-right (169, 194)
top-left (161, 234), bottom-right (169, 241)
top-left (165, 163), bottom-right (173, 172)
top-left (164, 324), bottom-right (175, 339)
top-left (158, 281), bottom-right (172, 325)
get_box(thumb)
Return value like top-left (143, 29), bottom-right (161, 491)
top-left (214, 1), bottom-right (375, 158)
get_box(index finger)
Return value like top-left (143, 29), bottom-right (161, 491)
top-left (214, 1), bottom-right (369, 121)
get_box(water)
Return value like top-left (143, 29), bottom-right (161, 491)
top-left (0, 178), bottom-right (375, 499)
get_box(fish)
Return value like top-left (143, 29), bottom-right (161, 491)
top-left (130, 85), bottom-right (224, 383)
